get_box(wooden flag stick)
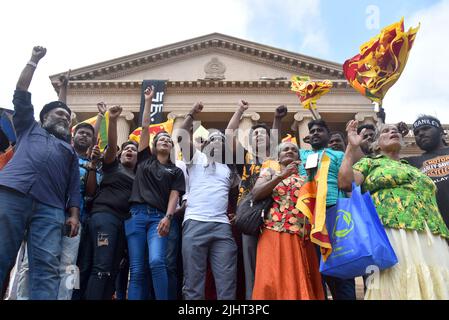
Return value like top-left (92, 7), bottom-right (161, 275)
top-left (309, 108), bottom-right (321, 120)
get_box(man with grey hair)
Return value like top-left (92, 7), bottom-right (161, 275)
top-left (0, 46), bottom-right (80, 300)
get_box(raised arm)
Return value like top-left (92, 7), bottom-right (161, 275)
top-left (85, 145), bottom-right (101, 197)
top-left (180, 102), bottom-right (203, 132)
top-left (138, 86), bottom-right (155, 153)
top-left (227, 100), bottom-right (249, 131)
top-left (338, 120), bottom-right (366, 192)
top-left (16, 46), bottom-right (46, 91)
top-left (272, 105), bottom-right (288, 144)
top-left (103, 105), bottom-right (122, 164)
top-left (178, 102), bottom-right (203, 161)
top-left (90, 102), bottom-right (107, 149)
top-left (226, 100), bottom-right (249, 156)
top-left (13, 46), bottom-right (46, 134)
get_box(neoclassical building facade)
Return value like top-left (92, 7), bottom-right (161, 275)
top-left (50, 33), bottom-right (430, 156)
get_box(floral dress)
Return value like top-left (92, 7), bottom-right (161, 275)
top-left (252, 167), bottom-right (324, 300)
top-left (259, 168), bottom-right (310, 238)
top-left (353, 155), bottom-right (449, 238)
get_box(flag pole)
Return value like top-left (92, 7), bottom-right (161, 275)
top-left (309, 108), bottom-right (321, 120)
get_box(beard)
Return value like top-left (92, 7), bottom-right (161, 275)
top-left (74, 139), bottom-right (90, 153)
top-left (42, 121), bottom-right (70, 142)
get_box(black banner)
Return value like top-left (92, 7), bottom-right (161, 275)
top-left (139, 80), bottom-right (166, 125)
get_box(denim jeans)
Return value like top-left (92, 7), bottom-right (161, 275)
top-left (0, 186), bottom-right (65, 300)
top-left (114, 248), bottom-right (129, 300)
top-left (84, 212), bottom-right (126, 300)
top-left (166, 216), bottom-right (180, 300)
top-left (125, 204), bottom-right (169, 300)
top-left (71, 220), bottom-right (91, 300)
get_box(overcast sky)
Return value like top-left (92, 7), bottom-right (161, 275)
top-left (1, 0), bottom-right (448, 123)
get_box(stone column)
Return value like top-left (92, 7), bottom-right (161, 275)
top-left (70, 111), bottom-right (78, 128)
top-left (167, 112), bottom-right (188, 134)
top-left (292, 112), bottom-right (314, 150)
top-left (117, 111), bottom-right (134, 147)
top-left (237, 112), bottom-right (260, 151)
top-left (168, 112), bottom-right (188, 158)
top-left (355, 112), bottom-right (378, 126)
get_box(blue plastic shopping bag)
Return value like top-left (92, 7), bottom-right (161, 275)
top-left (319, 183), bottom-right (398, 279)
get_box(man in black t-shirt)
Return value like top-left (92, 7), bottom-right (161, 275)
top-left (405, 115), bottom-right (449, 228)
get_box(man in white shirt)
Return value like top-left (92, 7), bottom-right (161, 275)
top-left (177, 102), bottom-right (239, 300)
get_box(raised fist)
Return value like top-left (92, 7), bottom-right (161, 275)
top-left (108, 105), bottom-right (122, 120)
top-left (237, 99), bottom-right (249, 112)
top-left (97, 102), bottom-right (107, 115)
top-left (144, 86), bottom-right (155, 101)
top-left (191, 102), bottom-right (204, 114)
top-left (275, 105), bottom-right (288, 118)
top-left (57, 70), bottom-right (71, 88)
top-left (31, 46), bottom-right (47, 61)
top-left (396, 121), bottom-right (409, 137)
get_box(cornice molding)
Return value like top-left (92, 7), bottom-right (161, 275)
top-left (66, 79), bottom-right (351, 94)
top-left (50, 33), bottom-right (345, 85)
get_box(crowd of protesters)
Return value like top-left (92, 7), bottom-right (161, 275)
top-left (1, 46), bottom-right (449, 300)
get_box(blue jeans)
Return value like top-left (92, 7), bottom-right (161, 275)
top-left (0, 187), bottom-right (65, 300)
top-left (166, 216), bottom-right (180, 300)
top-left (125, 204), bottom-right (169, 300)
top-left (84, 212), bottom-right (126, 300)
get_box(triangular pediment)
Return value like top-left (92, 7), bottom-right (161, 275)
top-left (50, 33), bottom-right (345, 86)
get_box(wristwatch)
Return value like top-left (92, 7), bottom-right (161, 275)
top-left (165, 214), bottom-right (174, 221)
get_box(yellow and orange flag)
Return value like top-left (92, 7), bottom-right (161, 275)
top-left (129, 119), bottom-right (174, 146)
top-left (72, 111), bottom-right (110, 151)
top-left (296, 152), bottom-right (332, 261)
top-left (290, 75), bottom-right (333, 110)
top-left (343, 17), bottom-right (420, 105)
top-left (281, 134), bottom-right (297, 145)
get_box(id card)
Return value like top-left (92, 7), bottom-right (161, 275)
top-left (305, 153), bottom-right (319, 169)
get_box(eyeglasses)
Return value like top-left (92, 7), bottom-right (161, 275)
top-left (208, 135), bottom-right (225, 142)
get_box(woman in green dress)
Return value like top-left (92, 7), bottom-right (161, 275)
top-left (338, 120), bottom-right (449, 300)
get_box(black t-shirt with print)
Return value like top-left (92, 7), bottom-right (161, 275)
top-left (405, 147), bottom-right (449, 228)
top-left (129, 148), bottom-right (185, 213)
top-left (91, 159), bottom-right (135, 220)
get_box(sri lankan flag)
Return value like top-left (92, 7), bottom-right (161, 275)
top-left (296, 152), bottom-right (332, 261)
top-left (343, 17), bottom-right (420, 105)
top-left (281, 134), bottom-right (297, 145)
top-left (290, 75), bottom-right (333, 110)
top-left (129, 119), bottom-right (174, 146)
top-left (71, 111), bottom-right (109, 151)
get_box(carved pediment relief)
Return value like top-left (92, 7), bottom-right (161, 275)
top-left (204, 57), bottom-right (226, 80)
